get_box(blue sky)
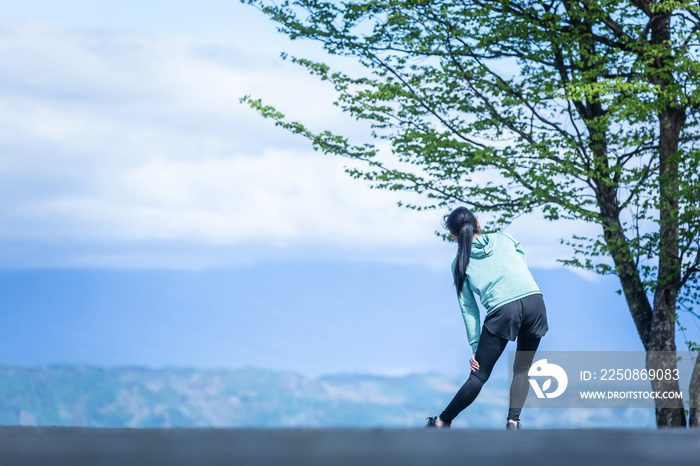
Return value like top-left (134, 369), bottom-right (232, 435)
top-left (0, 265), bottom-right (645, 379)
top-left (0, 0), bottom-right (697, 385)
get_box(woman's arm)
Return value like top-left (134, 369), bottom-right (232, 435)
top-left (458, 283), bottom-right (481, 353)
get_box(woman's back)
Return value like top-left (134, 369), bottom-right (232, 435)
top-left (462, 232), bottom-right (541, 313)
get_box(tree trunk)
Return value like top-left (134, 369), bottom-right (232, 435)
top-left (690, 356), bottom-right (700, 427)
top-left (646, 351), bottom-right (686, 427)
top-left (645, 105), bottom-right (686, 427)
top-left (600, 212), bottom-right (653, 349)
top-left (645, 8), bottom-right (688, 428)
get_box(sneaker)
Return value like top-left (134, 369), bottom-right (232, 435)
top-left (425, 416), bottom-right (450, 428)
top-left (506, 419), bottom-right (521, 430)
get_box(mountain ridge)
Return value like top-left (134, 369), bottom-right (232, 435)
top-left (0, 365), bottom-right (654, 428)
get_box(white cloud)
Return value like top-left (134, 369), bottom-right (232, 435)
top-left (0, 20), bottom-right (588, 271)
top-left (27, 152), bottom-right (439, 247)
top-left (0, 22), bottom-right (443, 266)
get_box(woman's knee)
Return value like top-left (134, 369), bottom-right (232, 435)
top-left (512, 362), bottom-right (531, 375)
top-left (470, 367), bottom-right (492, 384)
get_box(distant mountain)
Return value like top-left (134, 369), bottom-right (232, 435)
top-left (0, 366), bottom-right (654, 428)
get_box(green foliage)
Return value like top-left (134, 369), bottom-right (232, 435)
top-left (241, 1), bottom-right (700, 369)
top-left (243, 1), bottom-right (698, 287)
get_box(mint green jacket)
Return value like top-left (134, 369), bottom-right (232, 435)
top-left (452, 232), bottom-right (541, 353)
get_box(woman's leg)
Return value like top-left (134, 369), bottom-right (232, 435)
top-left (507, 334), bottom-right (541, 422)
top-left (439, 327), bottom-right (508, 424)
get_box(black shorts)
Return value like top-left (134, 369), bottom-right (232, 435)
top-left (483, 293), bottom-right (548, 341)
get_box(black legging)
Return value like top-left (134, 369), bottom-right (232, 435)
top-left (439, 326), bottom-right (541, 424)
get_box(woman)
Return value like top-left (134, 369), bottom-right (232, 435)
top-left (426, 206), bottom-right (548, 430)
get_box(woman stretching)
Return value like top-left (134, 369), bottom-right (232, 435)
top-left (427, 206), bottom-right (548, 430)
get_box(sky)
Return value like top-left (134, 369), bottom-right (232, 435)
top-left (0, 0), bottom-right (698, 388)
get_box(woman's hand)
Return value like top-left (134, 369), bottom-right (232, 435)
top-left (469, 355), bottom-right (480, 372)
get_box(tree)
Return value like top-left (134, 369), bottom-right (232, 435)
top-left (241, 0), bottom-right (700, 427)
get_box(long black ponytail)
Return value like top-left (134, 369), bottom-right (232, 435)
top-left (443, 207), bottom-right (479, 295)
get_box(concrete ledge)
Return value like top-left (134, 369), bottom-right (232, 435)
top-left (1, 426), bottom-right (699, 466)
